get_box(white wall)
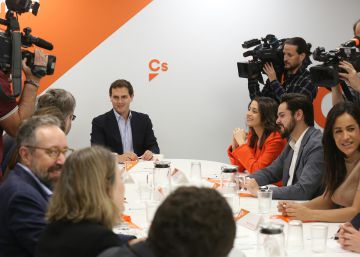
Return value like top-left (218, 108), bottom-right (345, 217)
top-left (51, 0), bottom-right (360, 163)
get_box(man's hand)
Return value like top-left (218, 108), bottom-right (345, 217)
top-left (117, 152), bottom-right (138, 162)
top-left (244, 178), bottom-right (259, 196)
top-left (233, 128), bottom-right (246, 146)
top-left (338, 222), bottom-right (360, 252)
top-left (23, 49), bottom-right (47, 83)
top-left (263, 63), bottom-right (277, 82)
top-left (339, 61), bottom-right (360, 92)
top-left (141, 150), bottom-right (153, 161)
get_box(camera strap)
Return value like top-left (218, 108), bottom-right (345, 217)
top-left (340, 80), bottom-right (354, 102)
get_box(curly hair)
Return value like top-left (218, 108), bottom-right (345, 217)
top-left (147, 187), bottom-right (236, 257)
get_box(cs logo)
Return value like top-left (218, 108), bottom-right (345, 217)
top-left (149, 59), bottom-right (168, 81)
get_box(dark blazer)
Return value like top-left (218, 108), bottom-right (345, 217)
top-left (97, 241), bottom-right (156, 257)
top-left (35, 220), bottom-right (133, 257)
top-left (0, 164), bottom-right (50, 257)
top-left (250, 127), bottom-right (325, 200)
top-left (91, 110), bottom-right (160, 156)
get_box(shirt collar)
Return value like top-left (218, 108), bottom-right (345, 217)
top-left (113, 109), bottom-right (132, 122)
top-left (289, 127), bottom-right (309, 150)
top-left (17, 163), bottom-right (53, 196)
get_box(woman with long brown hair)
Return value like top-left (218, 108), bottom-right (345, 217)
top-left (228, 96), bottom-right (286, 174)
top-left (36, 146), bottom-right (133, 257)
top-left (278, 102), bottom-right (360, 222)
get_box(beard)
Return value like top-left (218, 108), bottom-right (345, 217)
top-left (34, 164), bottom-right (63, 190)
top-left (280, 118), bottom-right (296, 139)
top-left (285, 61), bottom-right (302, 74)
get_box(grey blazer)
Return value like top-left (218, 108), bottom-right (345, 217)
top-left (249, 126), bottom-right (325, 200)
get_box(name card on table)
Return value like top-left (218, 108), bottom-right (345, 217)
top-left (125, 161), bottom-right (139, 171)
top-left (236, 209), bottom-right (264, 231)
top-left (171, 168), bottom-right (189, 184)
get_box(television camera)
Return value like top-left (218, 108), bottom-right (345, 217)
top-left (0, 0), bottom-right (56, 100)
top-left (237, 34), bottom-right (286, 84)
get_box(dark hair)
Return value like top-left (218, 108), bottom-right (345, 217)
top-left (248, 97), bottom-right (279, 149)
top-left (284, 37), bottom-right (311, 56)
top-left (37, 89), bottom-right (76, 118)
top-left (353, 19), bottom-right (360, 36)
top-left (323, 102), bottom-right (360, 197)
top-left (280, 93), bottom-right (314, 126)
top-left (109, 79), bottom-right (134, 96)
top-left (148, 187), bottom-right (236, 257)
top-left (284, 37), bottom-right (312, 68)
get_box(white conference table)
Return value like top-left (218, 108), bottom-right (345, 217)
top-left (117, 159), bottom-right (357, 257)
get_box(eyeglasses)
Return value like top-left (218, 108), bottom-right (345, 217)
top-left (71, 114), bottom-right (77, 121)
top-left (24, 145), bottom-right (74, 159)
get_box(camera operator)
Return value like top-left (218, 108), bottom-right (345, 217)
top-left (248, 37), bottom-right (317, 103)
top-left (332, 19), bottom-right (360, 106)
top-left (0, 49), bottom-right (47, 177)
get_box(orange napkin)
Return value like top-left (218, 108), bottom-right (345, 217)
top-left (234, 208), bottom-right (250, 221)
top-left (124, 161), bottom-right (138, 171)
top-left (270, 215), bottom-right (319, 223)
top-left (121, 214), bottom-right (141, 229)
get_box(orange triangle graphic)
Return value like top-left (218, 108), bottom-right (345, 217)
top-left (9, 0), bottom-right (152, 93)
top-left (149, 73), bottom-right (159, 81)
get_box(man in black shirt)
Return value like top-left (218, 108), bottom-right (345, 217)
top-left (248, 37), bottom-right (317, 102)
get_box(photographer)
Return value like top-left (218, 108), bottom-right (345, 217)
top-left (248, 37), bottom-right (317, 103)
top-left (0, 49), bottom-right (47, 177)
top-left (332, 19), bottom-right (360, 106)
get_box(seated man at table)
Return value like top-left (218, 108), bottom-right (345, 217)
top-left (91, 79), bottom-right (160, 162)
top-left (244, 93), bottom-right (325, 200)
top-left (0, 115), bottom-right (68, 257)
top-left (97, 187), bottom-right (240, 257)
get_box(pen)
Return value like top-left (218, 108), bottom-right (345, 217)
top-left (333, 228), bottom-right (340, 240)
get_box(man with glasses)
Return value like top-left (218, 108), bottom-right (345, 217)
top-left (0, 115), bottom-right (72, 257)
top-left (1, 88), bottom-right (76, 176)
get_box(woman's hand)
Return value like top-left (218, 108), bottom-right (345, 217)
top-left (338, 222), bottom-right (360, 253)
top-left (277, 200), bottom-right (293, 216)
top-left (282, 202), bottom-right (313, 221)
top-left (233, 128), bottom-right (246, 146)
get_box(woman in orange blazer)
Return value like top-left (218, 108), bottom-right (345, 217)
top-left (227, 97), bottom-right (286, 176)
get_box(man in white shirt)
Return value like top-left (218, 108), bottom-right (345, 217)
top-left (244, 93), bottom-right (325, 200)
top-left (91, 79), bottom-right (159, 162)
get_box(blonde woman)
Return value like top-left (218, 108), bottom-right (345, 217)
top-left (35, 146), bottom-right (134, 257)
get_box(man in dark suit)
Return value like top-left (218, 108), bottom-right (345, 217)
top-left (91, 79), bottom-right (159, 162)
top-left (244, 93), bottom-right (325, 200)
top-left (0, 115), bottom-right (70, 257)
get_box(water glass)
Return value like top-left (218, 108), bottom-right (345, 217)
top-left (257, 189), bottom-right (272, 214)
top-left (145, 201), bottom-right (159, 225)
top-left (190, 161), bottom-right (202, 184)
top-left (222, 191), bottom-right (240, 214)
top-left (286, 220), bottom-right (304, 251)
top-left (237, 174), bottom-right (248, 191)
top-left (311, 224), bottom-right (328, 253)
top-left (138, 184), bottom-right (152, 201)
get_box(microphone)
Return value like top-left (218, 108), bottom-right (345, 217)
top-left (31, 36), bottom-right (53, 50)
top-left (342, 36), bottom-right (360, 48)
